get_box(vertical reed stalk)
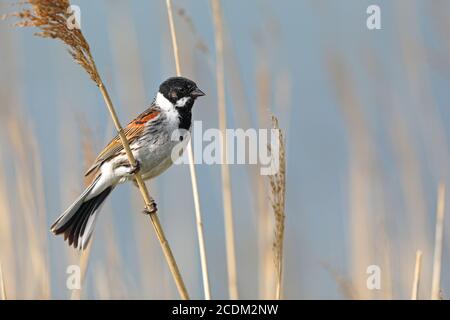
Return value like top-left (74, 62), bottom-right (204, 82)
top-left (0, 262), bottom-right (6, 300)
top-left (211, 0), bottom-right (239, 299)
top-left (165, 0), bottom-right (211, 300)
top-left (0, 139), bottom-right (16, 298)
top-left (70, 242), bottom-right (92, 300)
top-left (431, 183), bottom-right (445, 300)
top-left (328, 55), bottom-right (376, 298)
top-left (67, 112), bottom-right (97, 300)
top-left (8, 115), bottom-right (50, 298)
top-left (9, 0), bottom-right (188, 300)
top-left (411, 250), bottom-right (422, 300)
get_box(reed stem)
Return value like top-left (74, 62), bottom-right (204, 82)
top-left (431, 183), bottom-right (445, 300)
top-left (165, 0), bottom-right (211, 300)
top-left (0, 262), bottom-right (6, 300)
top-left (70, 242), bottom-right (92, 300)
top-left (411, 250), bottom-right (422, 300)
top-left (211, 0), bottom-right (239, 299)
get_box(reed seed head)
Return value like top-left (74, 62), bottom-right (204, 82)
top-left (4, 0), bottom-right (101, 84)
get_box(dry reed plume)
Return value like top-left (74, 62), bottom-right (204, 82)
top-left (268, 116), bottom-right (286, 300)
top-left (5, 0), bottom-right (100, 84)
top-left (6, 0), bottom-right (188, 299)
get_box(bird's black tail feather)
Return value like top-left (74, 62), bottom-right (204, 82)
top-left (51, 179), bottom-right (113, 250)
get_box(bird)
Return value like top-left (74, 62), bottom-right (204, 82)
top-left (51, 76), bottom-right (205, 250)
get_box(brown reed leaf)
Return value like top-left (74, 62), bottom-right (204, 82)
top-left (4, 0), bottom-right (101, 84)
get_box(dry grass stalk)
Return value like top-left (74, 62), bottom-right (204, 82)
top-left (8, 115), bottom-right (50, 298)
top-left (0, 262), bottom-right (6, 300)
top-left (431, 183), bottom-right (445, 300)
top-left (165, 0), bottom-right (211, 300)
top-left (411, 250), bottom-right (422, 300)
top-left (70, 242), bottom-right (92, 300)
top-left (268, 116), bottom-right (286, 300)
top-left (219, 27), bottom-right (270, 298)
top-left (0, 147), bottom-right (16, 298)
top-left (328, 55), bottom-right (376, 299)
top-left (211, 0), bottom-right (239, 300)
top-left (166, 0), bottom-right (181, 75)
top-left (71, 121), bottom-right (96, 300)
top-left (8, 0), bottom-right (188, 299)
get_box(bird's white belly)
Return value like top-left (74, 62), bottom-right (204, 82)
top-left (137, 141), bottom-right (176, 180)
top-left (135, 130), bottom-right (189, 181)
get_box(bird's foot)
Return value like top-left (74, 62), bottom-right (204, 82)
top-left (142, 201), bottom-right (157, 215)
top-left (129, 160), bottom-right (141, 175)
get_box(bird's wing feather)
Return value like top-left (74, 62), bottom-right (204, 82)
top-left (85, 108), bottom-right (161, 176)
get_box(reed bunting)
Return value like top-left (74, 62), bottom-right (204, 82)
top-left (51, 77), bottom-right (205, 250)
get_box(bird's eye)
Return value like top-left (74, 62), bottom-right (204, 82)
top-left (170, 90), bottom-right (178, 100)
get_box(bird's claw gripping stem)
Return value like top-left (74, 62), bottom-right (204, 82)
top-left (129, 160), bottom-right (141, 175)
top-left (142, 200), bottom-right (158, 215)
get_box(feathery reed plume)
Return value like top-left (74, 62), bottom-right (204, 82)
top-left (7, 0), bottom-right (188, 299)
top-left (211, 0), bottom-right (239, 300)
top-left (165, 0), bottom-right (211, 300)
top-left (268, 116), bottom-right (286, 300)
top-left (4, 0), bottom-right (99, 84)
top-left (411, 250), bottom-right (422, 300)
top-left (431, 183), bottom-right (445, 300)
top-left (0, 262), bottom-right (6, 300)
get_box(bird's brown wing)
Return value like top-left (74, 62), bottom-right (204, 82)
top-left (84, 108), bottom-right (161, 177)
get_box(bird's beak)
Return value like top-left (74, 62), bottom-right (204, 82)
top-left (191, 87), bottom-right (206, 97)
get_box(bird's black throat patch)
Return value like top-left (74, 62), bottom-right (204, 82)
top-left (176, 106), bottom-right (192, 131)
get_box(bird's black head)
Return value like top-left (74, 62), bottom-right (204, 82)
top-left (159, 77), bottom-right (205, 108)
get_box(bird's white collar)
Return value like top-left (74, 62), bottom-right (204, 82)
top-left (156, 92), bottom-right (175, 112)
top-left (156, 92), bottom-right (191, 111)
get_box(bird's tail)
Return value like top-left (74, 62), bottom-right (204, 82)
top-left (51, 176), bottom-right (114, 250)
